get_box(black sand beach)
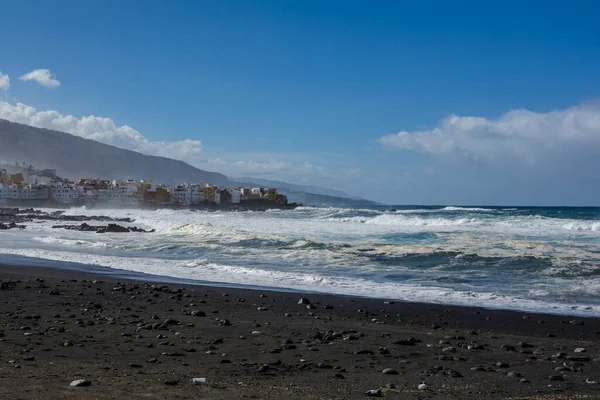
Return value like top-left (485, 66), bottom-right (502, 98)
top-left (1, 264), bottom-right (600, 399)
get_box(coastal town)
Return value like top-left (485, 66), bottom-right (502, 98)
top-left (0, 164), bottom-right (293, 209)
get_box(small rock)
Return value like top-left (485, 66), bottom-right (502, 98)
top-left (574, 347), bottom-right (586, 353)
top-left (298, 297), bottom-right (311, 304)
top-left (70, 379), bottom-right (91, 387)
top-left (548, 375), bottom-right (565, 381)
top-left (382, 368), bottom-right (398, 375)
top-left (364, 389), bottom-right (382, 397)
top-left (418, 383), bottom-right (428, 390)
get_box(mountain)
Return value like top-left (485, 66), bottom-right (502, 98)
top-left (0, 119), bottom-right (230, 186)
top-left (0, 119), bottom-right (378, 206)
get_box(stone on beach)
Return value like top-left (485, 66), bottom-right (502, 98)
top-left (70, 379), bottom-right (91, 387)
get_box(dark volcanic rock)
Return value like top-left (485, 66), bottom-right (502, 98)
top-left (52, 222), bottom-right (154, 233)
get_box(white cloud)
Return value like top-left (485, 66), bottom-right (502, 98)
top-left (203, 156), bottom-right (363, 183)
top-left (0, 72), bottom-right (9, 90)
top-left (379, 103), bottom-right (600, 168)
top-left (0, 101), bottom-right (202, 161)
top-left (19, 69), bottom-right (61, 88)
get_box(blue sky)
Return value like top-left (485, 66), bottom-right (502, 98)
top-left (1, 0), bottom-right (600, 205)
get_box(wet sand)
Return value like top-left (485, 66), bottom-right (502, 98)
top-left (1, 264), bottom-right (600, 399)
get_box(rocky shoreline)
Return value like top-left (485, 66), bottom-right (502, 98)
top-left (51, 223), bottom-right (155, 234)
top-left (0, 207), bottom-right (136, 232)
top-left (0, 264), bottom-right (599, 399)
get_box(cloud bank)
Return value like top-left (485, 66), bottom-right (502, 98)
top-left (203, 157), bottom-right (363, 184)
top-left (0, 101), bottom-right (203, 161)
top-left (0, 72), bottom-right (9, 90)
top-left (19, 69), bottom-right (61, 88)
top-left (379, 103), bottom-right (600, 168)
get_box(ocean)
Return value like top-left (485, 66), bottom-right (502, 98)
top-left (1, 205), bottom-right (599, 316)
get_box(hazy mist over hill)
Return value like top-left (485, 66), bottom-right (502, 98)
top-left (0, 119), bottom-right (377, 206)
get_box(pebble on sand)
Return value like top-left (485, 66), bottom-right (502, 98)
top-left (70, 379), bottom-right (91, 387)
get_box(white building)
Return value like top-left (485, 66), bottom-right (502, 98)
top-left (230, 189), bottom-right (241, 204)
top-left (173, 184), bottom-right (192, 205)
top-left (28, 174), bottom-right (53, 186)
top-left (52, 184), bottom-right (84, 204)
top-left (109, 179), bottom-right (141, 206)
top-left (190, 184), bottom-right (205, 204)
top-left (0, 184), bottom-right (38, 200)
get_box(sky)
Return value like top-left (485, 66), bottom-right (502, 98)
top-left (1, 0), bottom-right (599, 205)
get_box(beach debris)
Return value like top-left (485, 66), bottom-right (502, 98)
top-left (418, 382), bottom-right (428, 390)
top-left (257, 307), bottom-right (268, 311)
top-left (191, 377), bottom-right (206, 384)
top-left (574, 347), bottom-right (586, 353)
top-left (586, 378), bottom-right (598, 384)
top-left (70, 379), bottom-right (91, 387)
top-left (364, 389), bottom-right (382, 397)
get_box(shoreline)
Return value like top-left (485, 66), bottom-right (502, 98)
top-left (2, 263), bottom-right (600, 340)
top-left (1, 263), bottom-right (600, 399)
top-left (1, 253), bottom-right (599, 319)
